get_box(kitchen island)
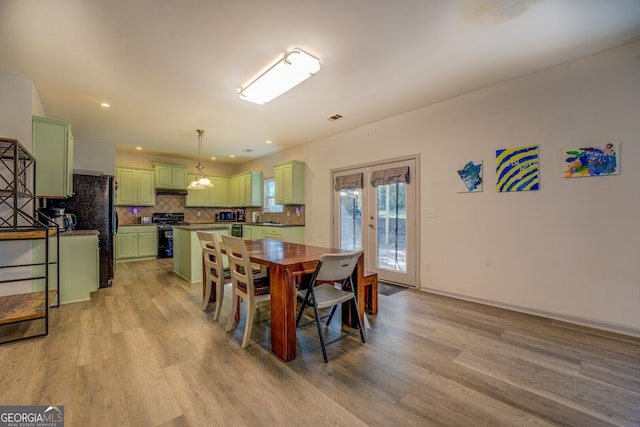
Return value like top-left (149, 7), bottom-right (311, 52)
top-left (172, 224), bottom-right (230, 283)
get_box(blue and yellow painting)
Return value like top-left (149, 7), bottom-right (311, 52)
top-left (495, 145), bottom-right (539, 192)
top-left (457, 160), bottom-right (483, 192)
top-left (563, 143), bottom-right (619, 178)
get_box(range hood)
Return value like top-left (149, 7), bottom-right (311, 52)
top-left (155, 188), bottom-right (188, 196)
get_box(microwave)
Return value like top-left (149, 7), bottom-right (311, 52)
top-left (218, 211), bottom-right (237, 222)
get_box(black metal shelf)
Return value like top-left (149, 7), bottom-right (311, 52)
top-left (0, 137), bottom-right (59, 345)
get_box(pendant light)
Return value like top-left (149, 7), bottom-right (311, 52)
top-left (188, 129), bottom-right (213, 189)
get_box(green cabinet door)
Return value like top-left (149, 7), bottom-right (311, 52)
top-left (185, 174), bottom-right (208, 207)
top-left (138, 232), bottom-right (158, 257)
top-left (275, 161), bottom-right (305, 204)
top-left (116, 233), bottom-right (138, 259)
top-left (116, 168), bottom-right (137, 205)
top-left (154, 164), bottom-right (188, 189)
top-left (229, 172), bottom-right (263, 207)
top-left (208, 176), bottom-right (229, 206)
top-left (137, 169), bottom-right (156, 205)
top-left (32, 116), bottom-right (73, 198)
top-left (116, 168), bottom-right (155, 206)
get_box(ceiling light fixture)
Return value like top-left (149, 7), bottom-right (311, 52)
top-left (188, 129), bottom-right (213, 190)
top-left (239, 47), bottom-right (321, 105)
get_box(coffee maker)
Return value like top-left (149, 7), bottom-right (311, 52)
top-left (38, 207), bottom-right (68, 231)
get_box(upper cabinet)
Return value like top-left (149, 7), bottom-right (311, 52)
top-left (274, 160), bottom-right (305, 205)
top-left (154, 163), bottom-right (188, 190)
top-left (115, 167), bottom-right (156, 206)
top-left (32, 116), bottom-right (74, 198)
top-left (229, 172), bottom-right (263, 207)
top-left (185, 175), bottom-right (229, 207)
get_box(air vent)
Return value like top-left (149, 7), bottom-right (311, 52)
top-left (327, 114), bottom-right (343, 121)
top-left (242, 149), bottom-right (254, 153)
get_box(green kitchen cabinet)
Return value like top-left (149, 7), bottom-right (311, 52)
top-left (154, 163), bottom-right (188, 189)
top-left (185, 175), bottom-right (229, 207)
top-left (172, 225), bottom-right (229, 283)
top-left (116, 225), bottom-right (158, 261)
top-left (32, 116), bottom-right (74, 198)
top-left (229, 171), bottom-right (263, 207)
top-left (32, 233), bottom-right (99, 305)
top-left (274, 160), bottom-right (305, 205)
top-left (259, 225), bottom-right (305, 244)
top-left (115, 167), bottom-right (156, 206)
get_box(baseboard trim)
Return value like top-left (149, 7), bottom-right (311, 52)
top-left (419, 287), bottom-right (640, 339)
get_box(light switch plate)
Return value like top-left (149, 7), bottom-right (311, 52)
top-left (424, 208), bottom-right (438, 218)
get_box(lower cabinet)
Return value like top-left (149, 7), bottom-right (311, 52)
top-left (259, 226), bottom-right (305, 244)
top-left (116, 225), bottom-right (158, 261)
top-left (172, 226), bottom-right (229, 283)
top-left (32, 233), bottom-right (99, 305)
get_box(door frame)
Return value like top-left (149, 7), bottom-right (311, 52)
top-left (331, 154), bottom-right (420, 288)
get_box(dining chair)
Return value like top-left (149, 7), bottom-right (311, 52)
top-left (221, 234), bottom-right (271, 348)
top-left (197, 231), bottom-right (230, 320)
top-left (296, 250), bottom-right (366, 362)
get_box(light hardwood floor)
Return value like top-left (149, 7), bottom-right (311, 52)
top-left (1, 258), bottom-right (638, 426)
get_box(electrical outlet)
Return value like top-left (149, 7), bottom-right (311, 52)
top-left (197, 211), bottom-right (201, 217)
top-left (424, 263), bottom-right (431, 272)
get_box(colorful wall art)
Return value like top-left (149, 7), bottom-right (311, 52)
top-left (562, 143), bottom-right (619, 178)
top-left (495, 144), bottom-right (539, 192)
top-left (457, 160), bottom-right (483, 192)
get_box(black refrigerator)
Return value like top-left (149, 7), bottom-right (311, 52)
top-left (47, 174), bottom-right (117, 288)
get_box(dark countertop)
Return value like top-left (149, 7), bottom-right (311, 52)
top-left (241, 223), bottom-right (305, 227)
top-left (119, 223), bottom-right (157, 227)
top-left (60, 229), bottom-right (100, 236)
top-left (173, 224), bottom-right (229, 231)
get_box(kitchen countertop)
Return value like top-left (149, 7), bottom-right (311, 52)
top-left (60, 229), bottom-right (100, 236)
top-left (175, 222), bottom-right (305, 229)
top-left (241, 223), bottom-right (305, 227)
top-left (173, 224), bottom-right (230, 231)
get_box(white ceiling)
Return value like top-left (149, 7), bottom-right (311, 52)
top-left (1, 0), bottom-right (639, 164)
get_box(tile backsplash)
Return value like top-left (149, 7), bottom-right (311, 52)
top-left (116, 194), bottom-right (305, 225)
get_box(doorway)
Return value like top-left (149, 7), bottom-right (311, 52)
top-left (332, 157), bottom-right (418, 287)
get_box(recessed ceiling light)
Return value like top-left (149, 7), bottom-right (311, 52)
top-left (100, 102), bottom-right (111, 108)
top-left (135, 146), bottom-right (142, 150)
top-left (210, 156), bottom-right (216, 160)
top-left (230, 154), bottom-right (235, 158)
top-left (266, 140), bottom-right (272, 144)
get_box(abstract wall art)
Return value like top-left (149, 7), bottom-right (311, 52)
top-left (457, 160), bottom-right (483, 192)
top-left (562, 143), bottom-right (619, 178)
top-left (495, 144), bottom-right (539, 192)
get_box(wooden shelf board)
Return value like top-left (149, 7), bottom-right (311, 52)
top-left (0, 228), bottom-right (56, 240)
top-left (0, 291), bottom-right (57, 325)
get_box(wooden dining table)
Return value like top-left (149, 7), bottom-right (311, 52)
top-left (220, 239), bottom-right (365, 362)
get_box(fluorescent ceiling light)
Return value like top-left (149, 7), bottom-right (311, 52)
top-left (239, 48), bottom-right (321, 105)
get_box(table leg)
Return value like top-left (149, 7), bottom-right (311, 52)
top-left (342, 253), bottom-right (365, 329)
top-left (269, 264), bottom-right (297, 361)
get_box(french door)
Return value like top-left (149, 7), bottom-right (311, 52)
top-left (333, 158), bottom-right (418, 287)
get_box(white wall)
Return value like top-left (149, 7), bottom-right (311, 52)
top-left (0, 71), bottom-right (42, 294)
top-left (244, 40), bottom-right (640, 335)
top-left (0, 71), bottom-right (33, 148)
top-left (74, 139), bottom-right (117, 175)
